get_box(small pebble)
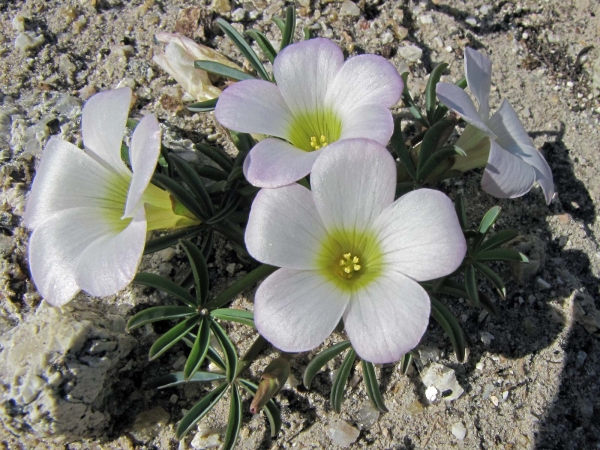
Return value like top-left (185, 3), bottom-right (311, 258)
top-left (451, 422), bottom-right (467, 440)
top-left (339, 0), bottom-right (361, 17)
top-left (490, 395), bottom-right (499, 407)
top-left (326, 420), bottom-right (360, 447)
top-left (536, 277), bottom-right (551, 289)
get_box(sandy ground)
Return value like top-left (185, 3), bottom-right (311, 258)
top-left (1, 0), bottom-right (600, 449)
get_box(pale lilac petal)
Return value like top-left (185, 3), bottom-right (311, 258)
top-left (24, 138), bottom-right (130, 230)
top-left (521, 145), bottom-right (554, 204)
top-left (215, 80), bottom-right (294, 139)
top-left (243, 138), bottom-right (322, 188)
top-left (274, 38), bottom-right (344, 115)
top-left (76, 207), bottom-right (147, 297)
top-left (481, 141), bottom-right (536, 199)
top-left (82, 87), bottom-right (131, 175)
top-left (246, 184), bottom-right (328, 270)
top-left (254, 269), bottom-right (350, 352)
top-left (343, 272), bottom-right (430, 363)
top-left (337, 105), bottom-right (394, 145)
top-left (436, 82), bottom-right (496, 137)
top-left (28, 207), bottom-right (123, 306)
top-left (464, 47), bottom-right (492, 120)
top-left (372, 189), bottom-right (466, 281)
top-left (123, 115), bottom-right (161, 217)
top-left (325, 54), bottom-right (403, 112)
top-left (311, 139), bottom-right (396, 234)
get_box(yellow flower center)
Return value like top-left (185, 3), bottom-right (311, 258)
top-left (338, 253), bottom-right (361, 279)
top-left (288, 109), bottom-right (342, 152)
top-left (310, 135), bottom-right (328, 150)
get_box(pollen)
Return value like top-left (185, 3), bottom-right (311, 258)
top-left (310, 135), bottom-right (328, 150)
top-left (338, 253), bottom-right (361, 279)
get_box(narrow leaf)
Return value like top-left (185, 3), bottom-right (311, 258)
top-left (303, 27), bottom-right (312, 40)
top-left (149, 315), bottom-right (202, 360)
top-left (331, 348), bottom-right (356, 413)
top-left (418, 145), bottom-right (466, 182)
top-left (223, 385), bottom-right (242, 450)
top-left (151, 371), bottom-right (225, 389)
top-left (391, 116), bottom-right (416, 179)
top-left (206, 197), bottom-right (242, 225)
top-left (126, 306), bottom-right (196, 331)
top-left (238, 379), bottom-right (282, 437)
top-left (455, 193), bottom-right (468, 230)
top-left (187, 98), bottom-right (218, 112)
top-left (184, 318), bottom-right (211, 380)
top-left (280, 6), bottom-right (296, 50)
top-left (361, 361), bottom-right (388, 413)
top-left (272, 17), bottom-right (285, 34)
top-left (400, 353), bottom-right (413, 375)
top-left (396, 182), bottom-right (415, 198)
top-left (144, 226), bottom-right (205, 255)
top-left (210, 320), bottom-right (239, 383)
top-left (133, 272), bottom-right (197, 307)
top-left (208, 346), bottom-right (226, 371)
top-left (401, 72), bottom-right (428, 127)
top-left (478, 206), bottom-right (502, 235)
top-left (216, 18), bottom-right (271, 81)
top-left (176, 382), bottom-right (228, 439)
top-left (201, 229), bottom-right (214, 261)
top-left (476, 248), bottom-right (529, 263)
top-left (245, 29), bottom-right (277, 64)
top-left (303, 340), bottom-right (352, 388)
top-left (152, 173), bottom-right (207, 221)
top-left (195, 143), bottom-right (233, 172)
top-left (229, 131), bottom-right (256, 155)
top-left (430, 296), bottom-right (466, 362)
top-left (417, 120), bottom-right (455, 175)
top-left (211, 309), bottom-right (255, 327)
top-left (196, 165), bottom-right (229, 181)
top-left (426, 63), bottom-right (449, 124)
top-left (194, 60), bottom-right (255, 81)
top-left (464, 264), bottom-right (480, 307)
top-left (170, 155), bottom-right (215, 217)
top-left (473, 261), bottom-right (506, 299)
top-left (180, 239), bottom-right (210, 304)
top-left (477, 229), bottom-right (518, 253)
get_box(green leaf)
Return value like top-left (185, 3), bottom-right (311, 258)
top-left (303, 26), bottom-right (312, 40)
top-left (210, 320), bottom-right (238, 383)
top-left (400, 353), bottom-right (413, 375)
top-left (206, 197), bottom-right (242, 226)
top-left (455, 193), bottom-right (468, 230)
top-left (477, 229), bottom-right (518, 253)
top-left (194, 60), bottom-right (255, 81)
top-left (229, 131), bottom-right (256, 155)
top-left (417, 145), bottom-right (466, 182)
top-left (184, 318), bottom-right (211, 380)
top-left (417, 120), bottom-right (455, 175)
top-left (279, 6), bottom-right (296, 50)
top-left (476, 248), bottom-right (529, 263)
top-left (331, 348), bottom-right (356, 413)
top-left (464, 264), bottom-right (480, 307)
top-left (430, 296), bottom-right (466, 362)
top-left (396, 182), bottom-right (415, 198)
top-left (272, 17), bottom-right (285, 34)
top-left (400, 72), bottom-right (428, 127)
top-left (211, 309), bottom-right (255, 327)
top-left (196, 165), bottom-right (229, 181)
top-left (133, 272), bottom-right (197, 307)
top-left (237, 379), bottom-right (282, 437)
top-left (207, 346), bottom-right (226, 371)
top-left (426, 63), bottom-right (448, 124)
top-left (121, 143), bottom-right (130, 166)
top-left (187, 98), bottom-right (218, 112)
top-left (245, 29), bottom-right (277, 64)
top-left (201, 229), bottom-right (214, 261)
top-left (216, 18), bottom-right (271, 81)
top-left (149, 315), bottom-right (202, 361)
top-left (223, 385), bottom-right (242, 450)
top-left (144, 226), bottom-right (205, 255)
top-left (361, 361), bottom-right (388, 412)
top-left (179, 239), bottom-right (210, 304)
top-left (170, 155), bottom-right (215, 217)
top-left (478, 206), bottom-right (502, 235)
top-left (391, 116), bottom-right (416, 180)
top-left (303, 340), bottom-right (352, 388)
top-left (176, 382), bottom-right (228, 439)
top-left (126, 306), bottom-right (196, 331)
top-left (473, 261), bottom-right (506, 299)
top-left (152, 173), bottom-right (207, 221)
top-left (195, 143), bottom-right (233, 172)
top-left (478, 291), bottom-right (499, 316)
top-left (151, 371), bottom-right (225, 389)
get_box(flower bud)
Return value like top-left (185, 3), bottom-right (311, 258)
top-left (250, 357), bottom-right (290, 414)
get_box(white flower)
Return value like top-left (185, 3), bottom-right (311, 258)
top-left (25, 88), bottom-right (196, 307)
top-left (436, 47), bottom-right (554, 204)
top-left (153, 33), bottom-right (242, 101)
top-left (245, 138), bottom-right (466, 363)
top-left (215, 38), bottom-right (403, 188)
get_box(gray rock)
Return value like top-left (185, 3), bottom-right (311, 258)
top-left (326, 419), bottom-right (360, 447)
top-left (421, 363), bottom-right (464, 401)
top-left (15, 32), bottom-right (45, 52)
top-left (339, 1), bottom-right (361, 17)
top-left (129, 407), bottom-right (170, 443)
top-left (398, 45), bottom-right (423, 63)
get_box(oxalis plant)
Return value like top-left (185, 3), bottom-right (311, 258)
top-left (23, 7), bottom-right (554, 449)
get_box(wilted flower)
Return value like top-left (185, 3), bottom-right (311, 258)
top-left (25, 88), bottom-right (198, 307)
top-left (436, 47), bottom-right (554, 204)
top-left (245, 139), bottom-right (466, 363)
top-left (153, 33), bottom-right (242, 101)
top-left (215, 38), bottom-right (403, 188)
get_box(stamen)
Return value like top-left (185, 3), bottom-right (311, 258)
top-left (338, 253), bottom-right (362, 279)
top-left (310, 134), bottom-right (329, 150)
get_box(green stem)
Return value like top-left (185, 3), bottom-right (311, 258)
top-left (236, 335), bottom-right (268, 378)
top-left (205, 264), bottom-right (278, 310)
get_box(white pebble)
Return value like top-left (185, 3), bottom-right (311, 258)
top-left (451, 422), bottom-right (467, 440)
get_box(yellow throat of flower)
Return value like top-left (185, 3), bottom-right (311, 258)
top-left (288, 109), bottom-right (342, 152)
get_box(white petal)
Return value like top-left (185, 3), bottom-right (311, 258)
top-left (274, 38), bottom-right (344, 115)
top-left (337, 105), bottom-right (394, 145)
top-left (343, 272), bottom-right (430, 363)
top-left (82, 88), bottom-right (132, 175)
top-left (215, 80), bottom-right (294, 139)
top-left (124, 115), bottom-right (161, 217)
top-left (243, 138), bottom-right (322, 188)
top-left (372, 189), bottom-right (466, 281)
top-left (246, 184), bottom-right (327, 269)
top-left (76, 207), bottom-right (147, 297)
top-left (24, 138), bottom-right (130, 230)
top-left (325, 54), bottom-right (403, 112)
top-left (481, 141), bottom-right (536, 199)
top-left (436, 83), bottom-right (495, 137)
top-left (464, 47), bottom-right (492, 120)
top-left (28, 207), bottom-right (124, 306)
top-left (254, 269), bottom-right (350, 352)
top-left (311, 139), bottom-right (396, 233)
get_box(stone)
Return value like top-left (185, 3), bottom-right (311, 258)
top-left (339, 1), bottom-right (361, 17)
top-left (506, 235), bottom-right (546, 283)
top-left (425, 385), bottom-right (438, 402)
top-left (398, 45), bottom-right (423, 63)
top-left (191, 427), bottom-right (223, 449)
top-left (15, 32), bottom-right (45, 52)
top-left (231, 8), bottom-right (246, 22)
top-left (210, 0), bottom-right (231, 14)
top-left (407, 399), bottom-right (424, 415)
top-left (326, 419), bottom-right (360, 447)
top-left (356, 403), bottom-right (379, 430)
top-left (129, 407), bottom-right (170, 443)
top-left (480, 331), bottom-right (495, 346)
top-left (451, 422), bottom-right (467, 440)
top-left (421, 363), bottom-right (464, 401)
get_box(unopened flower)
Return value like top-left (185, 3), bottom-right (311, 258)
top-left (215, 38), bottom-right (403, 188)
top-left (436, 47), bottom-right (554, 204)
top-left (245, 139), bottom-right (466, 363)
top-left (153, 33), bottom-right (242, 101)
top-left (25, 88), bottom-right (198, 307)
